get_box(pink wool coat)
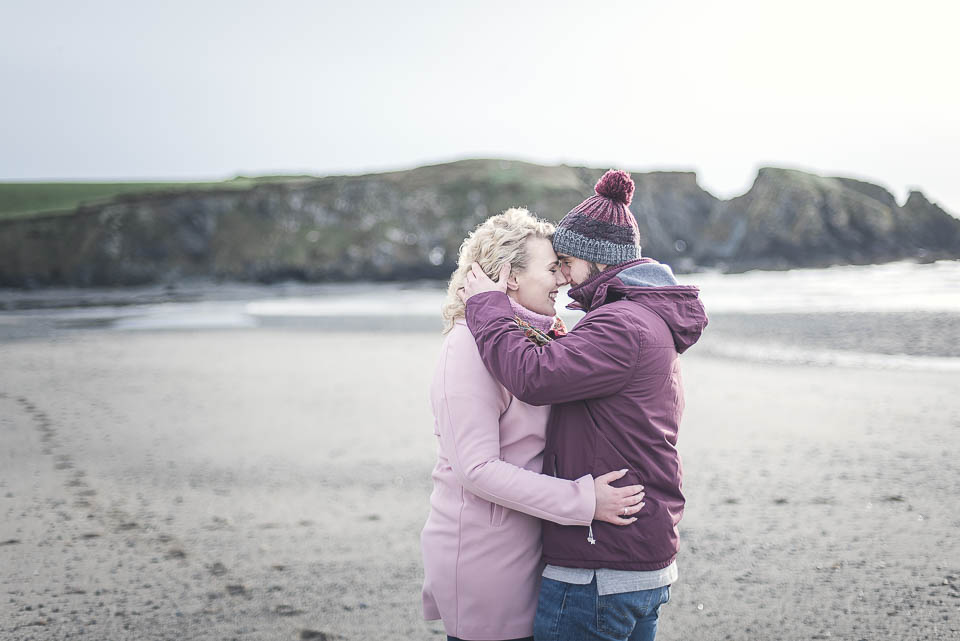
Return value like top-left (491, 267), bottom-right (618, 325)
top-left (421, 320), bottom-right (596, 640)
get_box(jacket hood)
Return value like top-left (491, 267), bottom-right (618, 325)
top-left (567, 258), bottom-right (708, 353)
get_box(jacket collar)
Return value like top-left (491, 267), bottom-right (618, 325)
top-left (566, 258), bottom-right (708, 354)
top-left (566, 258), bottom-right (656, 313)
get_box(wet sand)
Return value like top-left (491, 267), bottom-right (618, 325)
top-left (1, 328), bottom-right (959, 640)
top-left (705, 311), bottom-right (960, 358)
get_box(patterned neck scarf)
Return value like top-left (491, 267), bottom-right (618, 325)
top-left (514, 315), bottom-right (568, 346)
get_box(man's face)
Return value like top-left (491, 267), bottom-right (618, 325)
top-left (557, 254), bottom-right (605, 287)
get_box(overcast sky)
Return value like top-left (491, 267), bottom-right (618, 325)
top-left (2, 0), bottom-right (958, 214)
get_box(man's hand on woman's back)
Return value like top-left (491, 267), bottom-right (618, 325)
top-left (593, 469), bottom-right (645, 525)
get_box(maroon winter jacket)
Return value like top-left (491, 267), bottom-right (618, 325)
top-left (465, 258), bottom-right (707, 570)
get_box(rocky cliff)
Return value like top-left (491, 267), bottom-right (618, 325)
top-left (0, 160), bottom-right (957, 287)
top-left (698, 167), bottom-right (960, 270)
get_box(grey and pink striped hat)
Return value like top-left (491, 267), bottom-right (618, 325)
top-left (552, 169), bottom-right (640, 265)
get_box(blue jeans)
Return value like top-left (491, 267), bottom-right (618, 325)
top-left (448, 637), bottom-right (533, 641)
top-left (448, 637), bottom-right (532, 641)
top-left (533, 577), bottom-right (670, 641)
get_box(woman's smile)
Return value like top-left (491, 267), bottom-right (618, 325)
top-left (512, 237), bottom-right (567, 316)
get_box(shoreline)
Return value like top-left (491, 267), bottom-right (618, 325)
top-left (2, 307), bottom-right (959, 372)
top-left (2, 258), bottom-right (959, 314)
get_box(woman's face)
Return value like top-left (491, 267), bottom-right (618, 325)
top-left (510, 237), bottom-right (567, 316)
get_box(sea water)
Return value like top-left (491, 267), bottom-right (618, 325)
top-left (2, 260), bottom-right (957, 371)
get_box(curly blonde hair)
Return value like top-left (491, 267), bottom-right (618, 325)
top-left (441, 207), bottom-right (555, 334)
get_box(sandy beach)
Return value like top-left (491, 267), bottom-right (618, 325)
top-left (1, 322), bottom-right (959, 640)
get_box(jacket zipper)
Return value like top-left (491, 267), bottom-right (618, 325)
top-left (587, 524), bottom-right (596, 545)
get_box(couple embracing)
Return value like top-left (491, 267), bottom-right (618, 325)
top-left (421, 170), bottom-right (708, 641)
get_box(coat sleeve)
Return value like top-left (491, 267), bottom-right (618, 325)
top-left (435, 327), bottom-right (596, 526)
top-left (465, 291), bottom-right (641, 406)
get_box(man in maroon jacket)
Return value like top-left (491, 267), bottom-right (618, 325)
top-left (461, 170), bottom-right (708, 641)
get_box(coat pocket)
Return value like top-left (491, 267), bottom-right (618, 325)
top-left (489, 501), bottom-right (505, 527)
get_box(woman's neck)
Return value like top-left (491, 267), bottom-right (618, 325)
top-left (508, 296), bottom-right (555, 333)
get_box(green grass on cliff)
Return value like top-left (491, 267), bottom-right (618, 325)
top-left (0, 176), bottom-right (310, 221)
top-left (0, 162), bottom-right (585, 221)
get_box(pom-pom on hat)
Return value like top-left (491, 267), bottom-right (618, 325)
top-left (552, 169), bottom-right (641, 265)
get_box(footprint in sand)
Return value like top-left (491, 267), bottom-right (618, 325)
top-left (53, 454), bottom-right (73, 470)
top-left (274, 604), bottom-right (304, 616)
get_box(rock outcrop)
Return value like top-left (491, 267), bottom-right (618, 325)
top-left (697, 167), bottom-right (960, 269)
top-left (0, 160), bottom-right (957, 287)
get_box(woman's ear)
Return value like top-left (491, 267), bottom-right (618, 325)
top-left (505, 273), bottom-right (519, 291)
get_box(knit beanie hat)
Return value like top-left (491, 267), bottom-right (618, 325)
top-left (552, 169), bottom-right (640, 265)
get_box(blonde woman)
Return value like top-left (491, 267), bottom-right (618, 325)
top-left (420, 208), bottom-right (646, 641)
